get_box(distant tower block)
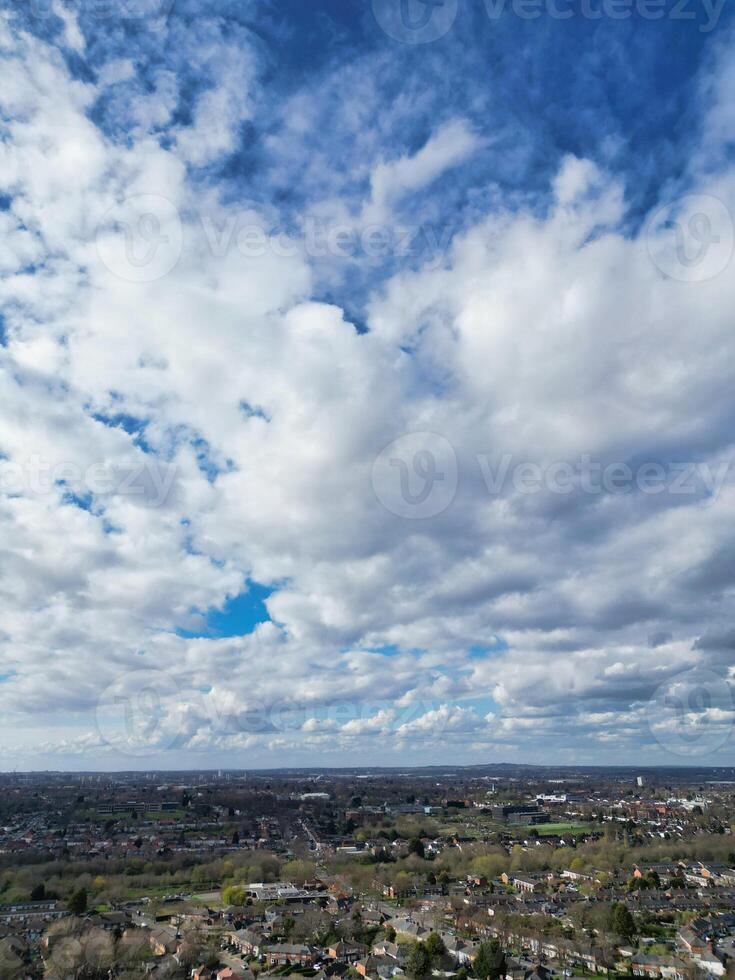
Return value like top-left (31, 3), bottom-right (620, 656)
top-left (636, 775), bottom-right (645, 788)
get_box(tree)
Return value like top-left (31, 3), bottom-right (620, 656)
top-left (406, 941), bottom-right (432, 980)
top-left (30, 882), bottom-right (45, 901)
top-left (177, 927), bottom-right (208, 971)
top-left (473, 939), bottom-right (506, 980)
top-left (292, 909), bottom-right (331, 945)
top-left (68, 887), bottom-right (88, 916)
top-left (282, 859), bottom-right (316, 884)
top-left (47, 925), bottom-right (115, 980)
top-left (425, 933), bottom-right (446, 963)
top-left (0, 945), bottom-right (24, 980)
top-left (222, 884), bottom-right (247, 906)
top-left (385, 925), bottom-right (397, 942)
top-left (392, 870), bottom-right (415, 896)
top-left (408, 838), bottom-right (425, 859)
top-left (612, 902), bottom-right (635, 943)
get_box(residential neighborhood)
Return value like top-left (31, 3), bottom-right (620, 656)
top-left (1, 766), bottom-right (735, 979)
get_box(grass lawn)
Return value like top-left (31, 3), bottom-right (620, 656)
top-left (121, 883), bottom-right (185, 900)
top-left (527, 822), bottom-right (594, 836)
top-left (121, 880), bottom-right (218, 901)
top-left (192, 891), bottom-right (225, 908)
top-left (438, 818), bottom-right (506, 839)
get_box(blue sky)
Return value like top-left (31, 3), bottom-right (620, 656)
top-left (21, 0), bottom-right (727, 308)
top-left (0, 0), bottom-right (735, 769)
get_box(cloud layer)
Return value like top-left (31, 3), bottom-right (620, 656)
top-left (1, 1), bottom-right (735, 768)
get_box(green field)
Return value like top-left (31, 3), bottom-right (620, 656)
top-left (528, 822), bottom-right (593, 836)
